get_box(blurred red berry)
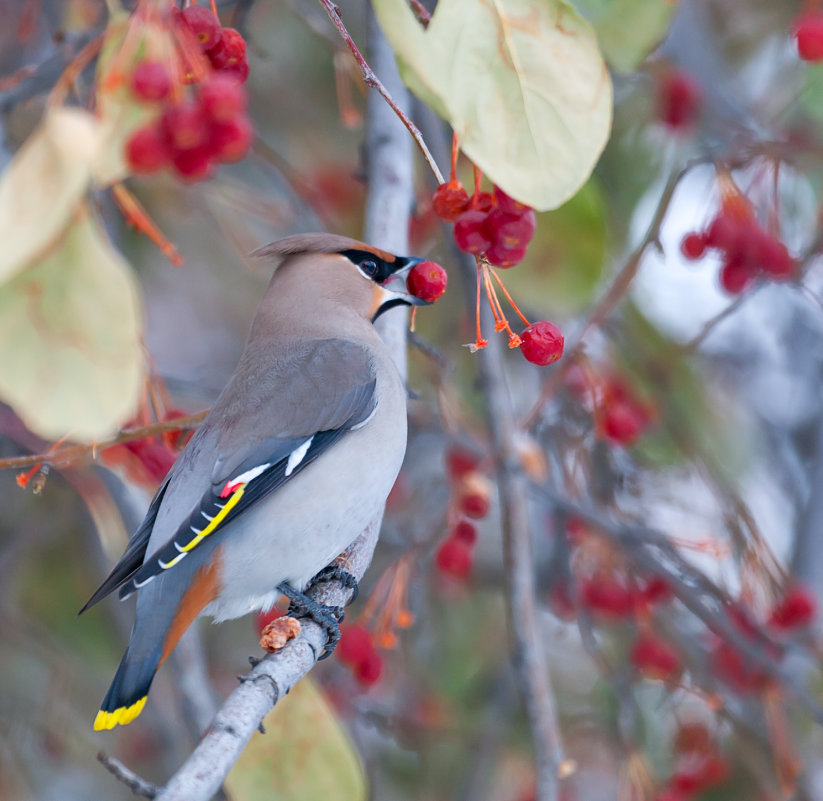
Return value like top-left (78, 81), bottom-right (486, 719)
top-left (459, 490), bottom-right (490, 520)
top-left (126, 125), bottom-right (168, 173)
top-left (485, 241), bottom-right (528, 268)
top-left (520, 321), bottom-right (564, 366)
top-left (454, 210), bottom-right (492, 254)
top-left (353, 649), bottom-right (383, 686)
top-left (580, 574), bottom-right (635, 619)
top-left (435, 537), bottom-right (473, 579)
top-left (199, 73), bottom-right (247, 122)
top-left (161, 101), bottom-right (209, 151)
top-left (452, 520), bottom-right (477, 545)
top-left (208, 27), bottom-right (247, 70)
top-left (671, 752), bottom-right (730, 796)
top-left (674, 721), bottom-right (714, 755)
top-left (486, 208), bottom-right (536, 249)
top-left (657, 69), bottom-right (701, 130)
top-left (446, 447), bottom-right (480, 480)
top-left (130, 60), bottom-right (172, 102)
top-left (337, 625), bottom-right (373, 666)
top-left (601, 400), bottom-right (645, 446)
top-left (638, 575), bottom-right (673, 606)
top-left (630, 633), bottom-right (682, 680)
top-left (408, 261), bottom-right (448, 302)
top-left (223, 55), bottom-right (250, 84)
top-left (170, 146), bottom-right (214, 181)
top-left (211, 115), bottom-right (253, 162)
top-left (795, 12), bottom-right (823, 62)
top-left (680, 232), bottom-right (706, 261)
top-left (705, 211), bottom-right (743, 251)
top-left (182, 5), bottom-right (222, 50)
top-left (718, 256), bottom-right (754, 295)
top-left (432, 180), bottom-right (470, 222)
top-left (758, 236), bottom-right (795, 279)
top-left (768, 586), bottom-right (816, 630)
top-left (124, 438), bottom-right (176, 483)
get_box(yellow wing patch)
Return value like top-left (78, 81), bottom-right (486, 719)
top-left (176, 484), bottom-right (246, 556)
top-left (93, 696), bottom-right (147, 731)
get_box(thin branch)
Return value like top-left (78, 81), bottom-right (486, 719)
top-left (316, 0), bottom-right (445, 185)
top-left (98, 752), bottom-right (159, 799)
top-left (0, 411), bottom-right (207, 472)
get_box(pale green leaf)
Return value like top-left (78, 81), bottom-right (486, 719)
top-left (0, 107), bottom-right (99, 283)
top-left (0, 206), bottom-right (143, 442)
top-left (574, 0), bottom-right (679, 73)
top-left (372, 0), bottom-right (612, 210)
top-left (226, 678), bottom-right (366, 801)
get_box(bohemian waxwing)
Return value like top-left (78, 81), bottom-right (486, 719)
top-left (83, 233), bottom-right (431, 730)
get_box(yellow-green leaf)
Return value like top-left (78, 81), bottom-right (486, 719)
top-left (226, 678), bottom-right (366, 801)
top-left (0, 205), bottom-right (143, 442)
top-left (372, 0), bottom-right (612, 211)
top-left (574, 0), bottom-right (679, 73)
top-left (0, 107), bottom-right (99, 283)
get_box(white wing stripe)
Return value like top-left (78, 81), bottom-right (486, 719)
top-left (286, 437), bottom-right (314, 476)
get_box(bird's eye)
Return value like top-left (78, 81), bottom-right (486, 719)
top-left (360, 259), bottom-right (379, 278)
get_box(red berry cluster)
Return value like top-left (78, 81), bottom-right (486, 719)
top-left (656, 722), bottom-right (730, 800)
top-left (125, 5), bottom-right (252, 182)
top-left (656, 67), bottom-right (701, 131)
top-left (710, 603), bottom-right (778, 694)
top-left (434, 447), bottom-right (490, 580)
top-left (794, 11), bottom-right (823, 62)
top-left (768, 585), bottom-right (816, 630)
top-left (435, 183), bottom-right (536, 270)
top-left (407, 260), bottom-right (448, 303)
top-left (680, 194), bottom-right (795, 294)
top-left (630, 632), bottom-right (682, 681)
top-left (336, 624), bottom-right (383, 687)
top-left (566, 365), bottom-right (656, 447)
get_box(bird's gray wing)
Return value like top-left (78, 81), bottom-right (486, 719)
top-left (98, 339), bottom-right (377, 601)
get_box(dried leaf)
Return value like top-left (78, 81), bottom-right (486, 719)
top-left (372, 0), bottom-right (612, 210)
top-left (0, 107), bottom-right (99, 282)
top-left (226, 678), bottom-right (366, 801)
top-left (0, 205), bottom-right (143, 442)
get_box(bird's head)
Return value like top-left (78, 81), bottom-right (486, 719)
top-left (254, 233), bottom-right (437, 322)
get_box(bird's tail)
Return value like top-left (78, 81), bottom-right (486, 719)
top-left (93, 646), bottom-right (160, 731)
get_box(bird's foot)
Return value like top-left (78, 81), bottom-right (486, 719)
top-left (277, 582), bottom-right (344, 660)
top-left (309, 564), bottom-right (359, 604)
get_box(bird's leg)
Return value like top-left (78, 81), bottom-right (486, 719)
top-left (309, 564), bottom-right (359, 604)
top-left (277, 582), bottom-right (344, 660)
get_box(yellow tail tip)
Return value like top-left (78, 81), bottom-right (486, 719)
top-left (93, 697), bottom-right (147, 731)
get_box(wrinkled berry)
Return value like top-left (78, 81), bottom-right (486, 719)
top-left (520, 320), bottom-right (564, 366)
top-left (407, 261), bottom-right (448, 302)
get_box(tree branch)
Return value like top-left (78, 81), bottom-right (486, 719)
top-left (98, 752), bottom-right (159, 799)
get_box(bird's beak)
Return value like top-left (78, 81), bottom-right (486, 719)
top-left (372, 257), bottom-right (429, 322)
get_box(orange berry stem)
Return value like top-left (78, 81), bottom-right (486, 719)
top-left (487, 266), bottom-right (531, 327)
top-left (472, 164), bottom-right (482, 202)
top-left (210, 0), bottom-right (218, 15)
top-left (111, 184), bottom-right (183, 266)
top-left (474, 263), bottom-right (488, 350)
top-left (450, 132), bottom-right (459, 182)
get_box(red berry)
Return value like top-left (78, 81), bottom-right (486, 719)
top-left (718, 256), bottom-right (754, 295)
top-left (485, 241), bottom-right (528, 269)
top-left (705, 212), bottom-right (742, 251)
top-left (337, 624), bottom-right (373, 666)
top-left (453, 210), bottom-right (492, 254)
top-left (459, 490), bottom-right (490, 519)
top-left (579, 574), bottom-right (635, 619)
top-left (199, 73), bottom-right (247, 122)
top-left (170, 146), bottom-right (214, 181)
top-left (210, 115), bottom-right (253, 162)
top-left (638, 575), bottom-right (673, 606)
top-left (680, 232), bottom-right (706, 260)
top-left (795, 12), bottom-right (823, 62)
top-left (353, 649), bottom-right (383, 686)
top-left (182, 5), bottom-right (222, 50)
top-left (255, 606), bottom-right (283, 636)
top-left (768, 586), bottom-right (816, 630)
top-left (520, 321), bottom-right (564, 366)
top-left (601, 400), bottom-right (645, 446)
top-left (223, 55), bottom-right (250, 84)
top-left (657, 69), bottom-right (701, 130)
top-left (435, 537), bottom-right (473, 579)
top-left (432, 180), bottom-right (470, 222)
top-left (445, 447), bottom-right (480, 480)
top-left (671, 753), bottom-right (729, 796)
top-left (124, 438), bottom-right (176, 483)
top-left (161, 101), bottom-right (209, 151)
top-left (486, 208), bottom-right (536, 249)
top-left (130, 60), bottom-right (172, 102)
top-left (208, 28), bottom-right (247, 70)
top-left (493, 185), bottom-right (530, 215)
top-left (674, 722), bottom-right (714, 755)
top-left (630, 633), bottom-right (682, 680)
top-left (470, 191), bottom-right (495, 213)
top-left (126, 125), bottom-right (168, 173)
top-left (407, 260), bottom-right (448, 302)
top-left (758, 236), bottom-right (795, 279)
top-left (711, 639), bottom-right (769, 693)
top-left (452, 520), bottom-right (477, 545)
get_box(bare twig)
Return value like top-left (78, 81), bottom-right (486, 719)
top-left (98, 752), bottom-right (159, 799)
top-left (316, 0), bottom-right (445, 185)
top-left (0, 411), bottom-right (207, 472)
